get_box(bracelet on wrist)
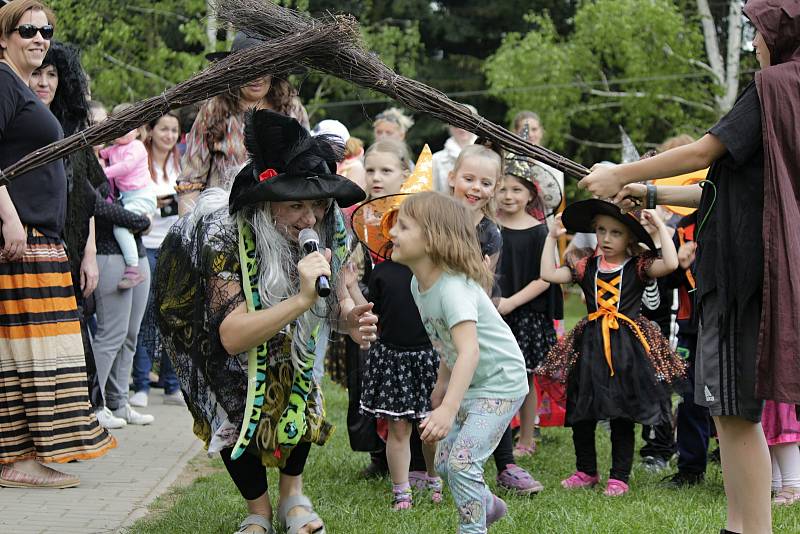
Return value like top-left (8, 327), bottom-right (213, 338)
top-left (646, 184), bottom-right (657, 210)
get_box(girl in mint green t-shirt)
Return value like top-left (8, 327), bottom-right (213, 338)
top-left (388, 191), bottom-right (528, 534)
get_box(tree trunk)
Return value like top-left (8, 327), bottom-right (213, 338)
top-left (697, 0), bottom-right (743, 113)
top-left (206, 0), bottom-right (217, 52)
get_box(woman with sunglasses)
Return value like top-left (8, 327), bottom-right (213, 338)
top-left (0, 0), bottom-right (116, 489)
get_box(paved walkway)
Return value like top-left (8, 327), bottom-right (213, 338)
top-left (0, 390), bottom-right (203, 534)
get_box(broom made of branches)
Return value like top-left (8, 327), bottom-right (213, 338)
top-left (215, 0), bottom-right (589, 179)
top-left (0, 19), bottom-right (355, 185)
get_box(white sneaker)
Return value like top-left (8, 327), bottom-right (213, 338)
top-left (163, 391), bottom-right (186, 406)
top-left (112, 404), bottom-right (154, 425)
top-left (129, 390), bottom-right (149, 407)
top-left (95, 407), bottom-right (127, 429)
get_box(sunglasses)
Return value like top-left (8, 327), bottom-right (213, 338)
top-left (13, 24), bottom-right (54, 40)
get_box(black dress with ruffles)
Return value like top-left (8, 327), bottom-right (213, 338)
top-left (538, 254), bottom-right (685, 427)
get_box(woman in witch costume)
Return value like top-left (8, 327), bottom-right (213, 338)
top-left (156, 109), bottom-right (376, 534)
top-left (578, 2), bottom-right (798, 531)
top-left (538, 199), bottom-right (685, 497)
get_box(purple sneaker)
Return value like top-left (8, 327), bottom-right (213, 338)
top-left (496, 464), bottom-right (544, 495)
top-left (486, 494), bottom-right (507, 528)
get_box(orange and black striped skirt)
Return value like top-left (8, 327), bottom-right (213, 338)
top-left (0, 231), bottom-right (116, 464)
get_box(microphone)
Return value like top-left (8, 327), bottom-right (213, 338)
top-left (298, 228), bottom-right (331, 298)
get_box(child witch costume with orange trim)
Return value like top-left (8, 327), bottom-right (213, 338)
top-left (537, 200), bottom-right (685, 427)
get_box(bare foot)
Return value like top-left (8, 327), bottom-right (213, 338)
top-left (286, 505), bottom-right (323, 534)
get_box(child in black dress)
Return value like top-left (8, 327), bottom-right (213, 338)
top-left (358, 146), bottom-right (441, 510)
top-left (496, 166), bottom-right (562, 459)
top-left (539, 199), bottom-right (685, 496)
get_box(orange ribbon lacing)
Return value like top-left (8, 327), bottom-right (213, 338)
top-left (587, 275), bottom-right (651, 376)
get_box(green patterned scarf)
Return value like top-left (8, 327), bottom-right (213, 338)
top-left (230, 208), bottom-right (349, 460)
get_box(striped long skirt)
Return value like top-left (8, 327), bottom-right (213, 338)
top-left (0, 231), bottom-right (116, 464)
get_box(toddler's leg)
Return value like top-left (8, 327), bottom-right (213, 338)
top-left (439, 398), bottom-right (521, 534)
top-left (772, 442), bottom-right (800, 505)
top-left (516, 373), bottom-right (538, 452)
top-left (770, 446), bottom-right (782, 491)
top-left (113, 226), bottom-right (145, 289)
top-left (571, 421), bottom-right (599, 477)
top-left (609, 419), bottom-right (635, 484)
top-left (773, 442), bottom-right (800, 489)
top-left (387, 419), bottom-right (413, 510)
top-left (113, 226), bottom-right (139, 267)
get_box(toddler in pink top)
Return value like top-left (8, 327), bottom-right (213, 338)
top-left (100, 112), bottom-right (156, 289)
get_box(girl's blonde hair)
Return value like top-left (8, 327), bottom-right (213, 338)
top-left (400, 192), bottom-right (493, 288)
top-left (450, 144), bottom-right (502, 219)
top-left (344, 137), bottom-right (364, 159)
top-left (364, 138), bottom-right (412, 172)
top-left (374, 107), bottom-right (414, 132)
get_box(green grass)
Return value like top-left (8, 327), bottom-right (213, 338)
top-left (128, 293), bottom-right (800, 533)
top-left (128, 379), bottom-right (800, 534)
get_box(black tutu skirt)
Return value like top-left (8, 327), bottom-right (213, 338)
top-left (360, 340), bottom-right (439, 421)
top-left (504, 308), bottom-right (557, 373)
top-left (539, 316), bottom-right (685, 427)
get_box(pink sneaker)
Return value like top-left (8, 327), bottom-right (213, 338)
top-left (603, 478), bottom-right (629, 496)
top-left (409, 470), bottom-right (428, 489)
top-left (118, 266), bottom-right (145, 290)
top-left (561, 470), bottom-right (600, 489)
top-left (486, 494), bottom-right (507, 528)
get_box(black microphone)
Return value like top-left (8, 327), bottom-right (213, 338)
top-left (298, 228), bottom-right (331, 298)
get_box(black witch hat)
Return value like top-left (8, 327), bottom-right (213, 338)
top-left (228, 110), bottom-right (366, 214)
top-left (562, 199), bottom-right (656, 251)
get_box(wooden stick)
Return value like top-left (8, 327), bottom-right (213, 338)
top-left (216, 0), bottom-right (589, 178)
top-left (0, 18), bottom-right (354, 184)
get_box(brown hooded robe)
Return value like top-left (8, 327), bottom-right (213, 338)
top-left (744, 0), bottom-right (800, 403)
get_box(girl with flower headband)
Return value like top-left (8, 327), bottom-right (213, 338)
top-left (388, 191), bottom-right (529, 532)
top-left (495, 156), bottom-right (563, 465)
top-left (373, 107), bottom-right (414, 142)
top-left (538, 199), bottom-right (685, 497)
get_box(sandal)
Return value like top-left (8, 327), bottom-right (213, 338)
top-left (235, 514), bottom-right (275, 534)
top-left (0, 464), bottom-right (80, 489)
top-left (278, 495), bottom-right (325, 534)
top-left (427, 476), bottom-right (444, 504)
top-left (773, 487), bottom-right (800, 506)
top-left (512, 443), bottom-right (536, 459)
top-left (392, 484), bottom-right (413, 511)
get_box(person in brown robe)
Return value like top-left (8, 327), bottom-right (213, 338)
top-left (575, 2), bottom-right (799, 532)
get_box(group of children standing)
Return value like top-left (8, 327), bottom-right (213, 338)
top-left (343, 115), bottom-right (800, 533)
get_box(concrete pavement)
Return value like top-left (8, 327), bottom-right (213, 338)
top-left (0, 390), bottom-right (203, 534)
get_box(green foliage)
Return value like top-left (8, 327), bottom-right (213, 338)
top-left (486, 0), bottom-right (719, 163)
top-left (49, 0), bottom-right (207, 106)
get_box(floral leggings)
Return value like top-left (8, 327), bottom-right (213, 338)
top-left (435, 396), bottom-right (525, 534)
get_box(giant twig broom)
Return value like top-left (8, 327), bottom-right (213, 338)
top-left (0, 18), bottom-right (354, 184)
top-left (215, 0), bottom-right (589, 178)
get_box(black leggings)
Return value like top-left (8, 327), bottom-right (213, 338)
top-left (220, 442), bottom-right (312, 500)
top-left (572, 419), bottom-right (635, 483)
top-left (493, 425), bottom-right (515, 472)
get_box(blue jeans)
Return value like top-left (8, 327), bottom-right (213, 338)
top-left (131, 247), bottom-right (179, 395)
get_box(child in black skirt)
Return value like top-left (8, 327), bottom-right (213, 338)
top-left (539, 199), bottom-right (685, 496)
top-left (496, 164), bottom-right (563, 459)
top-left (359, 257), bottom-right (441, 510)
